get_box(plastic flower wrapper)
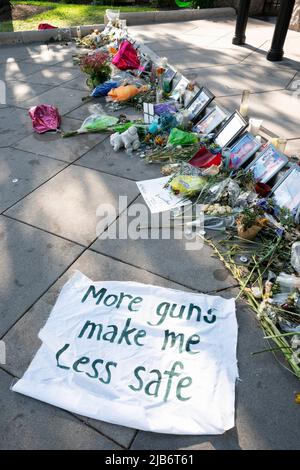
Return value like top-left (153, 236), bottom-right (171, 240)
top-left (106, 9), bottom-right (120, 27)
top-left (112, 40), bottom-right (141, 71)
top-left (167, 128), bottom-right (199, 147)
top-left (29, 104), bottom-right (61, 134)
top-left (111, 68), bottom-right (146, 87)
top-left (62, 104), bottom-right (118, 138)
top-left (200, 178), bottom-right (241, 207)
top-left (169, 175), bottom-right (207, 197)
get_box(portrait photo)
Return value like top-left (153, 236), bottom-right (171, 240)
top-left (193, 105), bottom-right (228, 135)
top-left (185, 87), bottom-right (215, 122)
top-left (273, 166), bottom-right (300, 214)
top-left (229, 132), bottom-right (261, 169)
top-left (246, 144), bottom-right (288, 184)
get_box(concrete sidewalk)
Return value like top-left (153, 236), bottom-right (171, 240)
top-left (0, 17), bottom-right (300, 450)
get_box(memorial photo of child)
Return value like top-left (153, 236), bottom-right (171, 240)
top-left (249, 145), bottom-right (287, 183)
top-left (230, 134), bottom-right (260, 169)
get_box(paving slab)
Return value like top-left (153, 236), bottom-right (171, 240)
top-left (91, 196), bottom-right (237, 292)
top-left (5, 165), bottom-right (140, 245)
top-left (241, 41), bottom-right (300, 72)
top-left (0, 44), bottom-right (49, 64)
top-left (131, 289), bottom-right (300, 450)
top-left (20, 65), bottom-right (82, 87)
top-left (140, 34), bottom-right (221, 53)
top-left (20, 46), bottom-right (74, 67)
top-left (0, 147), bottom-right (67, 213)
top-left (0, 369), bottom-right (121, 450)
top-left (130, 18), bottom-right (234, 40)
top-left (2, 249), bottom-right (191, 447)
top-left (154, 45), bottom-right (246, 72)
top-left (0, 60), bottom-right (45, 82)
top-left (75, 136), bottom-right (162, 181)
top-left (14, 117), bottom-right (107, 163)
top-left (19, 84), bottom-right (87, 115)
top-left (22, 56), bottom-right (77, 68)
top-left (185, 63), bottom-right (297, 97)
top-left (258, 36), bottom-right (300, 66)
top-left (0, 106), bottom-right (34, 147)
top-left (4, 80), bottom-right (53, 107)
top-left (217, 90), bottom-right (300, 140)
top-left (0, 216), bottom-right (83, 337)
top-left (63, 74), bottom-right (90, 92)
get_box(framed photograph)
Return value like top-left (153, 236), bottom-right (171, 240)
top-left (185, 87), bottom-right (215, 122)
top-left (214, 111), bottom-right (247, 149)
top-left (163, 67), bottom-right (176, 85)
top-left (184, 85), bottom-right (201, 108)
top-left (170, 77), bottom-right (189, 101)
top-left (136, 58), bottom-right (151, 77)
top-left (228, 132), bottom-right (262, 169)
top-left (162, 67), bottom-right (177, 93)
top-left (272, 166), bottom-right (300, 214)
top-left (245, 144), bottom-right (288, 184)
top-left (192, 105), bottom-right (228, 135)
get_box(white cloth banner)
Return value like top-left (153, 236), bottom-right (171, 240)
top-left (13, 271), bottom-right (238, 435)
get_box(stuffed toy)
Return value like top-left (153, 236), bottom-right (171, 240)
top-left (110, 126), bottom-right (140, 152)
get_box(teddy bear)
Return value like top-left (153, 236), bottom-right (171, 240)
top-left (110, 126), bottom-right (140, 153)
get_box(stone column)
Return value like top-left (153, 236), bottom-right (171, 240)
top-left (290, 0), bottom-right (300, 32)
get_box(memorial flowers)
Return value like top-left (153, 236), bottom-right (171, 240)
top-left (80, 51), bottom-right (111, 88)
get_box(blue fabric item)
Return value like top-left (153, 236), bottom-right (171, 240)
top-left (148, 120), bottom-right (159, 134)
top-left (90, 81), bottom-right (119, 97)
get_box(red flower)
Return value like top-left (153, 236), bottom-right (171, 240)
top-left (80, 51), bottom-right (110, 75)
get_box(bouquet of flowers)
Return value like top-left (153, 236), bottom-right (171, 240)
top-left (80, 51), bottom-right (111, 88)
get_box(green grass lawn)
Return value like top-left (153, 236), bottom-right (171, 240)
top-left (0, 1), bottom-right (156, 32)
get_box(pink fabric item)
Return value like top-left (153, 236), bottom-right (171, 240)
top-left (28, 105), bottom-right (61, 134)
top-left (112, 40), bottom-right (141, 71)
top-left (38, 23), bottom-right (57, 30)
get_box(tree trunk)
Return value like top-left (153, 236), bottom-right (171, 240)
top-left (0, 1), bottom-right (13, 22)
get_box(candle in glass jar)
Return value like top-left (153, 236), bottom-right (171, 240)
top-left (239, 90), bottom-right (250, 117)
top-left (269, 137), bottom-right (279, 148)
top-left (277, 138), bottom-right (287, 153)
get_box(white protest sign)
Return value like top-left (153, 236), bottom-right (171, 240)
top-left (13, 271), bottom-right (238, 435)
top-left (137, 176), bottom-right (190, 213)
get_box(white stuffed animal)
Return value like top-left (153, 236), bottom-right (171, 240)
top-left (110, 126), bottom-right (140, 152)
top-left (110, 132), bottom-right (123, 151)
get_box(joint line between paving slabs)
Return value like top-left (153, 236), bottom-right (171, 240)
top-left (1, 214), bottom-right (87, 249)
top-left (88, 245), bottom-right (238, 296)
top-left (285, 70), bottom-right (299, 90)
top-left (2, 133), bottom-right (114, 216)
top-left (128, 429), bottom-right (139, 450)
top-left (69, 413), bottom-right (128, 449)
